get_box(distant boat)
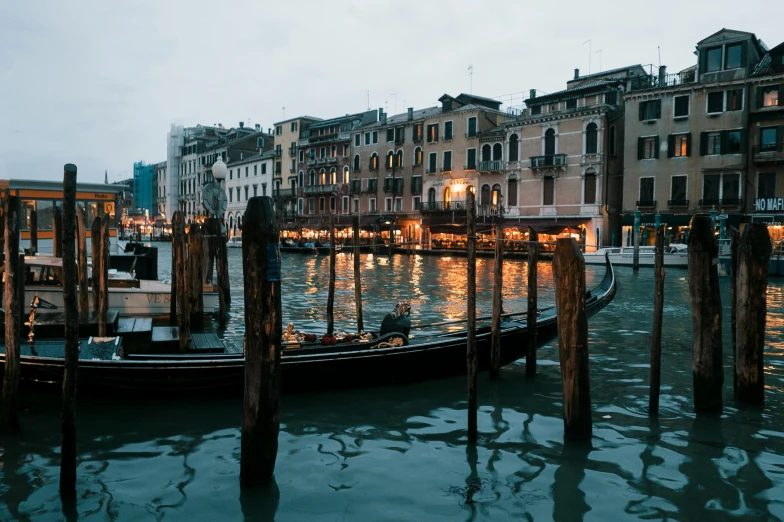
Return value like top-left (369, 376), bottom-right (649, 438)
top-left (583, 244), bottom-right (688, 267)
top-left (226, 235), bottom-right (242, 249)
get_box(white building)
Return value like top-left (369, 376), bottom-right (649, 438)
top-left (224, 149), bottom-right (275, 237)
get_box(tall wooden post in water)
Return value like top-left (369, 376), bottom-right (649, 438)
top-left (736, 223), bottom-right (772, 404)
top-left (60, 164), bottom-right (79, 499)
top-left (466, 191), bottom-right (478, 443)
top-left (241, 196), bottom-right (282, 485)
top-left (188, 223), bottom-right (204, 329)
top-left (98, 215), bottom-right (110, 337)
top-left (553, 237), bottom-right (591, 440)
top-left (490, 222), bottom-right (503, 379)
top-left (526, 228), bottom-right (539, 378)
top-left (327, 214), bottom-right (336, 335)
top-left (216, 220), bottom-right (230, 329)
top-left (76, 208), bottom-right (89, 322)
top-left (353, 215), bottom-right (364, 333)
top-left (1, 192), bottom-right (21, 432)
top-left (172, 212), bottom-right (189, 352)
top-left (649, 226), bottom-right (665, 416)
top-left (730, 228), bottom-right (740, 393)
top-left (53, 207), bottom-right (63, 258)
top-left (688, 216), bottom-right (723, 414)
top-left (91, 217), bottom-right (102, 313)
top-left (632, 208), bottom-right (640, 271)
top-left (30, 210), bottom-right (38, 253)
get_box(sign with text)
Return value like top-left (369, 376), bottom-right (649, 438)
top-left (755, 198), bottom-right (784, 212)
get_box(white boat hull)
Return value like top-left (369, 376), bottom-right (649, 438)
top-left (583, 247), bottom-right (688, 268)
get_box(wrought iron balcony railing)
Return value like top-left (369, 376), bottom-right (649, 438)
top-left (478, 160), bottom-right (506, 172)
top-left (529, 154), bottom-right (567, 168)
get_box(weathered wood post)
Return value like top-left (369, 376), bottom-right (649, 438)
top-left (188, 223), bottom-right (204, 330)
top-left (60, 163), bottom-right (79, 499)
top-left (730, 228), bottom-right (740, 393)
top-left (490, 222), bottom-right (503, 379)
top-left (553, 237), bottom-right (591, 440)
top-left (632, 208), bottom-right (640, 271)
top-left (353, 215), bottom-right (364, 333)
top-left (169, 213), bottom-right (179, 327)
top-left (217, 218), bottom-right (230, 328)
top-left (90, 217), bottom-right (101, 314)
top-left (1, 192), bottom-right (22, 432)
top-left (736, 223), bottom-right (773, 404)
top-left (466, 190), bottom-right (478, 443)
top-left (98, 215), bottom-right (110, 337)
top-left (688, 216), bottom-right (723, 414)
top-left (526, 228), bottom-right (539, 378)
top-left (76, 208), bottom-right (89, 323)
top-left (327, 214), bottom-right (336, 335)
top-left (204, 217), bottom-right (218, 284)
top-left (172, 212), bottom-right (189, 352)
top-left (649, 226), bottom-right (665, 416)
top-left (53, 207), bottom-right (63, 258)
top-left (29, 209), bottom-right (38, 254)
top-left (241, 196), bottom-right (282, 485)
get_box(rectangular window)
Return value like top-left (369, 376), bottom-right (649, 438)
top-left (703, 174), bottom-right (720, 201)
top-left (395, 127), bottom-right (404, 143)
top-left (428, 152), bottom-right (437, 173)
top-left (342, 196), bottom-right (349, 214)
top-left (365, 133), bottom-right (371, 145)
top-left (353, 199), bottom-right (360, 213)
top-left (413, 124), bottom-right (423, 141)
top-left (566, 98), bottom-right (577, 109)
top-left (530, 105), bottom-right (541, 115)
top-left (386, 129), bottom-right (394, 142)
top-left (331, 145), bottom-right (337, 157)
top-left (674, 95), bottom-right (689, 117)
top-left (254, 165), bottom-right (257, 176)
top-left (385, 197), bottom-right (393, 212)
top-left (673, 134), bottom-right (689, 157)
top-left (427, 124), bottom-right (439, 143)
top-left (671, 175), bottom-right (688, 202)
top-left (368, 178), bottom-right (377, 192)
top-left (291, 122), bottom-right (297, 132)
top-left (320, 147), bottom-right (326, 158)
top-left (762, 86), bottom-right (780, 107)
top-left (244, 186), bottom-right (249, 200)
top-left (706, 47), bottom-right (722, 72)
top-left (262, 164), bottom-right (268, 175)
top-left (299, 150), bottom-right (305, 162)
top-left (639, 178), bottom-right (654, 202)
top-left (723, 173), bottom-right (740, 201)
top-left (413, 196), bottom-right (421, 211)
top-left (411, 176), bottom-right (422, 194)
top-left (725, 43), bottom-right (743, 69)
top-left (640, 100), bottom-right (661, 120)
top-left (583, 173), bottom-right (596, 204)
top-left (444, 121), bottom-right (453, 140)
top-left (706, 132), bottom-right (722, 155)
top-left (443, 151), bottom-right (452, 171)
top-left (229, 169), bottom-right (233, 180)
top-left (395, 197), bottom-right (402, 211)
top-left (758, 172), bottom-right (776, 199)
top-left (760, 127), bottom-right (780, 150)
top-left (372, 131), bottom-right (378, 144)
top-left (467, 148), bottom-right (477, 170)
top-left (253, 185), bottom-right (258, 197)
top-left (707, 91), bottom-right (724, 113)
top-left (543, 177), bottom-right (555, 206)
top-left (467, 117), bottom-right (477, 137)
top-left (639, 136), bottom-right (658, 159)
top-left (319, 198), bottom-right (325, 212)
top-left (355, 134), bottom-right (361, 147)
top-left (369, 198), bottom-right (377, 212)
top-left (727, 89), bottom-right (743, 111)
top-left (726, 130), bottom-right (743, 154)
top-left (298, 199), bottom-right (304, 214)
top-left (275, 126), bottom-right (282, 135)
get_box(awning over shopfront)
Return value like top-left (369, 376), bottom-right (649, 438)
top-left (425, 216), bottom-right (590, 235)
top-left (620, 212), bottom-right (743, 228)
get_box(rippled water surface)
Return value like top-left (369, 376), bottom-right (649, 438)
top-left (3, 243), bottom-right (784, 521)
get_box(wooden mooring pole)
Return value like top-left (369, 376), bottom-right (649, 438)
top-left (204, 217), bottom-right (218, 284)
top-left (169, 213), bottom-right (178, 327)
top-left (76, 208), bottom-right (89, 323)
top-left (688, 216), bottom-right (723, 414)
top-left (466, 190), bottom-right (478, 443)
top-left (188, 223), bottom-right (204, 330)
top-left (490, 222), bottom-right (503, 379)
top-left (1, 192), bottom-right (22, 432)
top-left (649, 226), bottom-right (665, 416)
top-left (736, 223), bottom-right (773, 404)
top-left (241, 196), bottom-right (282, 485)
top-left (217, 218), bottom-right (230, 329)
top-left (526, 228), bottom-right (539, 378)
top-left (98, 215), bottom-right (110, 337)
top-left (60, 163), bottom-right (79, 499)
top-left (730, 228), bottom-right (740, 393)
top-left (327, 214), bottom-right (336, 335)
top-left (353, 215), bottom-right (364, 333)
top-left (53, 207), bottom-right (63, 258)
top-left (29, 209), bottom-right (38, 254)
top-left (172, 212), bottom-right (189, 352)
top-left (553, 237), bottom-right (591, 440)
top-left (90, 217), bottom-right (101, 314)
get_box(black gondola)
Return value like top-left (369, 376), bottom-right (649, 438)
top-left (0, 259), bottom-right (616, 395)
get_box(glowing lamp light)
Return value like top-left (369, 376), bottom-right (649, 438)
top-left (212, 157), bottom-right (228, 181)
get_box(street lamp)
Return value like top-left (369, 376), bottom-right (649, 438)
top-left (212, 156), bottom-right (228, 182)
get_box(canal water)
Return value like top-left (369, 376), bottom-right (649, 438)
top-left (3, 243), bottom-right (784, 521)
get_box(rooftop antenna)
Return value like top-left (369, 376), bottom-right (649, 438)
top-left (468, 65), bottom-right (474, 94)
top-left (658, 46), bottom-right (661, 68)
top-left (583, 39), bottom-right (592, 74)
top-left (367, 90), bottom-right (370, 110)
top-left (282, 106), bottom-right (286, 120)
top-left (595, 49), bottom-right (602, 72)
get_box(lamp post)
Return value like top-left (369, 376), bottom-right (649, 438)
top-left (211, 155), bottom-right (231, 324)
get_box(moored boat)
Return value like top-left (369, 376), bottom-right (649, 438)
top-left (583, 244), bottom-right (688, 267)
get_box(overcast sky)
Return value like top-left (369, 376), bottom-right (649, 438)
top-left (1, 0), bottom-right (780, 184)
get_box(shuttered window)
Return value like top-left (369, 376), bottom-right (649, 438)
top-left (543, 177), bottom-right (555, 206)
top-left (507, 179), bottom-right (518, 206)
top-left (639, 100), bottom-right (661, 120)
top-left (584, 173), bottom-right (597, 204)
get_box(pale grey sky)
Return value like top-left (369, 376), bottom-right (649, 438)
top-left (0, 0), bottom-right (780, 184)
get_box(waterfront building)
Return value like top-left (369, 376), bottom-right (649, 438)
top-left (132, 161), bottom-right (156, 217)
top-left (154, 161), bottom-right (167, 220)
top-left (225, 148), bottom-right (275, 237)
top-left (272, 116), bottom-right (322, 217)
top-left (621, 29), bottom-right (769, 244)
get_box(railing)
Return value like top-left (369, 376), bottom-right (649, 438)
top-left (298, 138), bottom-right (309, 146)
top-left (668, 199), bottom-right (689, 208)
top-left (272, 188), bottom-right (295, 198)
top-left (754, 143), bottom-right (784, 161)
top-left (699, 198), bottom-right (742, 207)
top-left (629, 70), bottom-right (697, 91)
top-left (308, 133), bottom-right (338, 143)
top-left (478, 205), bottom-right (505, 217)
top-left (529, 154), bottom-right (567, 167)
top-left (636, 200), bottom-right (657, 207)
top-left (443, 134), bottom-right (453, 141)
top-left (478, 160), bottom-right (506, 172)
top-left (289, 168), bottom-right (296, 174)
top-left (413, 134), bottom-right (423, 143)
top-left (327, 157), bottom-right (337, 164)
top-left (338, 131), bottom-right (351, 140)
top-left (420, 201), bottom-right (467, 212)
top-left (288, 146), bottom-right (297, 157)
top-left (274, 150), bottom-right (282, 158)
top-left (303, 184), bottom-right (338, 195)
top-left (465, 132), bottom-right (477, 138)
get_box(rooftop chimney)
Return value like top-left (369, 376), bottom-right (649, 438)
top-left (529, 89), bottom-right (537, 100)
top-left (407, 107), bottom-right (414, 121)
top-left (658, 65), bottom-right (667, 84)
top-left (378, 108), bottom-right (383, 121)
top-left (255, 124), bottom-right (260, 131)
top-left (574, 68), bottom-right (580, 79)
top-left (239, 121), bottom-right (244, 128)
top-left (268, 128), bottom-right (272, 134)
top-left (380, 109), bottom-right (387, 125)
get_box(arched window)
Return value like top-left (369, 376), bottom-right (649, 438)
top-left (353, 154), bottom-right (360, 171)
top-left (508, 176), bottom-right (518, 206)
top-left (545, 128), bottom-right (556, 156)
top-left (609, 125), bottom-right (616, 156)
top-left (309, 169), bottom-right (316, 186)
top-left (584, 168), bottom-right (597, 204)
top-left (395, 150), bottom-right (403, 168)
top-left (428, 187), bottom-right (436, 204)
top-left (387, 151), bottom-right (394, 169)
top-left (480, 184), bottom-right (491, 206)
top-left (229, 215), bottom-right (234, 236)
top-left (509, 134), bottom-right (519, 162)
top-left (481, 144), bottom-right (492, 162)
top-left (491, 184), bottom-right (502, 206)
top-left (443, 187), bottom-right (452, 206)
top-left (343, 166), bottom-right (350, 184)
top-left (238, 215), bottom-right (242, 231)
top-left (330, 167), bottom-right (337, 185)
top-left (493, 143), bottom-right (502, 161)
top-left (415, 147), bottom-right (423, 166)
top-left (370, 153), bottom-right (378, 170)
top-left (298, 170), bottom-right (304, 187)
top-left (320, 169), bottom-right (326, 185)
top-left (585, 123), bottom-right (598, 154)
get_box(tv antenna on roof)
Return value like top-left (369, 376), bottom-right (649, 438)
top-left (468, 65), bottom-right (474, 94)
top-left (583, 39), bottom-right (592, 74)
top-left (367, 90), bottom-right (370, 110)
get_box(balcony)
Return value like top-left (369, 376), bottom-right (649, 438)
top-left (289, 168), bottom-right (296, 174)
top-left (327, 157), bottom-right (338, 164)
top-left (298, 138), bottom-right (309, 147)
top-left (668, 199), bottom-right (690, 208)
top-left (272, 188), bottom-right (296, 198)
top-left (413, 134), bottom-right (423, 143)
top-left (478, 160), bottom-right (506, 173)
top-left (338, 131), bottom-right (351, 140)
top-left (303, 184), bottom-right (338, 195)
top-left (529, 154), bottom-right (567, 168)
top-left (636, 200), bottom-right (657, 208)
top-left (699, 198), bottom-right (742, 207)
top-left (753, 143), bottom-right (784, 162)
top-left (629, 71), bottom-right (697, 91)
top-left (478, 205), bottom-right (505, 217)
top-left (421, 201), bottom-right (467, 213)
top-left (288, 146), bottom-right (297, 157)
top-left (308, 133), bottom-right (338, 144)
